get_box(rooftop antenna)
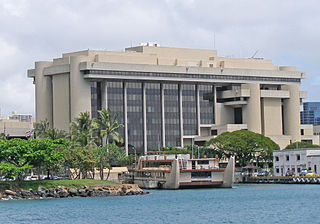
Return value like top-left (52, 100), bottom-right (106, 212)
top-left (251, 50), bottom-right (259, 58)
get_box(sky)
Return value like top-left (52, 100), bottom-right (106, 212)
top-left (0, 0), bottom-right (320, 116)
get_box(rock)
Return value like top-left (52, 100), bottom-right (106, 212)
top-left (21, 190), bottom-right (32, 198)
top-left (38, 186), bottom-right (45, 192)
top-left (58, 189), bottom-right (69, 198)
top-left (94, 191), bottom-right (109, 197)
top-left (5, 190), bottom-right (16, 196)
top-left (68, 188), bottom-right (78, 196)
top-left (78, 188), bottom-right (88, 197)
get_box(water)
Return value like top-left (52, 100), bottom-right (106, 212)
top-left (1, 184), bottom-right (320, 224)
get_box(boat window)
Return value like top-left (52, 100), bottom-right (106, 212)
top-left (198, 160), bottom-right (209, 165)
top-left (191, 171), bottom-right (211, 178)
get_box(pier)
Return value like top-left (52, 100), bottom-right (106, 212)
top-left (239, 176), bottom-right (320, 184)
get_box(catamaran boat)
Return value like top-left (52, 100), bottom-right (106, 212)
top-left (123, 154), bottom-right (235, 189)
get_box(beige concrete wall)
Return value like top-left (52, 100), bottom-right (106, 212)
top-left (215, 103), bottom-right (234, 125)
top-left (126, 46), bottom-right (218, 59)
top-left (0, 120), bottom-right (33, 137)
top-left (262, 98), bottom-right (282, 136)
top-left (267, 135), bottom-right (291, 149)
top-left (96, 53), bottom-right (157, 65)
top-left (35, 61), bottom-right (53, 126)
top-left (300, 125), bottom-right (314, 136)
top-left (70, 56), bottom-right (92, 121)
top-left (200, 127), bottom-right (211, 137)
top-left (52, 74), bottom-right (70, 131)
top-left (242, 83), bottom-right (261, 133)
top-left (282, 84), bottom-right (301, 142)
top-left (218, 58), bottom-right (277, 70)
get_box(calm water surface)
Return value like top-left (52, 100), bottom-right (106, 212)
top-left (1, 184), bottom-right (320, 224)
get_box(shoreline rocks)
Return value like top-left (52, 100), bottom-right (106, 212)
top-left (0, 184), bottom-right (146, 201)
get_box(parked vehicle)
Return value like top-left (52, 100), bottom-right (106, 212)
top-left (257, 170), bottom-right (269, 176)
top-left (306, 170), bottom-right (316, 178)
top-left (285, 170), bottom-right (295, 176)
top-left (24, 175), bottom-right (38, 181)
top-left (299, 169), bottom-right (308, 176)
top-left (41, 175), bottom-right (61, 180)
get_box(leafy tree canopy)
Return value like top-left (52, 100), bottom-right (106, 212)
top-left (285, 141), bottom-right (320, 149)
top-left (206, 130), bottom-right (279, 167)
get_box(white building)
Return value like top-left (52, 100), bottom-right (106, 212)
top-left (273, 148), bottom-right (320, 176)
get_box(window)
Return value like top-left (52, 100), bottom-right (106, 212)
top-left (211, 129), bottom-right (218, 136)
top-left (286, 155), bottom-right (289, 161)
top-left (301, 129), bottom-right (304, 135)
top-left (191, 171), bottom-right (211, 178)
top-left (275, 156), bottom-right (279, 161)
top-left (296, 155), bottom-right (300, 161)
top-left (198, 160), bottom-right (209, 165)
top-left (276, 168), bottom-right (279, 173)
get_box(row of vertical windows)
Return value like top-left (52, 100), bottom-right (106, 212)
top-left (92, 81), bottom-right (216, 151)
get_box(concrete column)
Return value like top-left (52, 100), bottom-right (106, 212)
top-left (243, 83), bottom-right (262, 134)
top-left (283, 84), bottom-right (301, 142)
top-left (196, 85), bottom-right (201, 135)
top-left (70, 56), bottom-right (91, 121)
top-left (213, 85), bottom-right (217, 124)
top-left (34, 61), bottom-right (53, 126)
top-left (101, 81), bottom-right (107, 109)
top-left (160, 83), bottom-right (165, 147)
top-left (142, 83), bottom-right (147, 154)
top-left (179, 84), bottom-right (184, 147)
top-left (52, 74), bottom-right (70, 131)
top-left (123, 82), bottom-right (128, 155)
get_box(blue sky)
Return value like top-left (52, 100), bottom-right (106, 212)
top-left (0, 0), bottom-right (319, 116)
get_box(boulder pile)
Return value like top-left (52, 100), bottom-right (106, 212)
top-left (0, 184), bottom-right (146, 200)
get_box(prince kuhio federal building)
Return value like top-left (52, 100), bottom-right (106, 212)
top-left (27, 43), bottom-right (319, 154)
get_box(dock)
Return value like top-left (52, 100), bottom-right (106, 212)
top-left (238, 176), bottom-right (320, 184)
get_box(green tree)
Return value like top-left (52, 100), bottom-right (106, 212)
top-left (70, 112), bottom-right (95, 147)
top-left (94, 108), bottom-right (124, 148)
top-left (0, 139), bottom-right (37, 180)
top-left (34, 119), bottom-right (67, 140)
top-left (206, 130), bottom-right (279, 167)
top-left (92, 146), bottom-right (110, 180)
top-left (63, 146), bottom-right (95, 179)
top-left (285, 141), bottom-right (320, 149)
top-left (93, 108), bottom-right (124, 180)
top-left (34, 119), bottom-right (50, 139)
top-left (0, 133), bottom-right (7, 141)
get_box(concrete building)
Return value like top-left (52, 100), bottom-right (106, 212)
top-left (0, 112), bottom-right (33, 138)
top-left (273, 148), bottom-right (320, 176)
top-left (27, 43), bottom-right (319, 154)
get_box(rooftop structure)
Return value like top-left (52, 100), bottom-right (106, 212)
top-left (28, 43), bottom-right (319, 153)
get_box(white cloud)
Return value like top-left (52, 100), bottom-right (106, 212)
top-left (0, 0), bottom-right (320, 115)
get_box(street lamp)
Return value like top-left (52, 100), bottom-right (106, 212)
top-left (133, 146), bottom-right (137, 169)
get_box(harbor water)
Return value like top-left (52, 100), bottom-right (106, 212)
top-left (1, 184), bottom-right (320, 224)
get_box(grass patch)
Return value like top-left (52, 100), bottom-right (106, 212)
top-left (0, 179), bottom-right (118, 191)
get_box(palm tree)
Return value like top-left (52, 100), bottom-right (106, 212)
top-left (46, 128), bottom-right (67, 140)
top-left (0, 133), bottom-right (6, 141)
top-left (70, 112), bottom-right (95, 147)
top-left (34, 119), bottom-right (67, 140)
top-left (34, 119), bottom-right (50, 139)
top-left (94, 108), bottom-right (124, 180)
top-left (94, 108), bottom-right (124, 150)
